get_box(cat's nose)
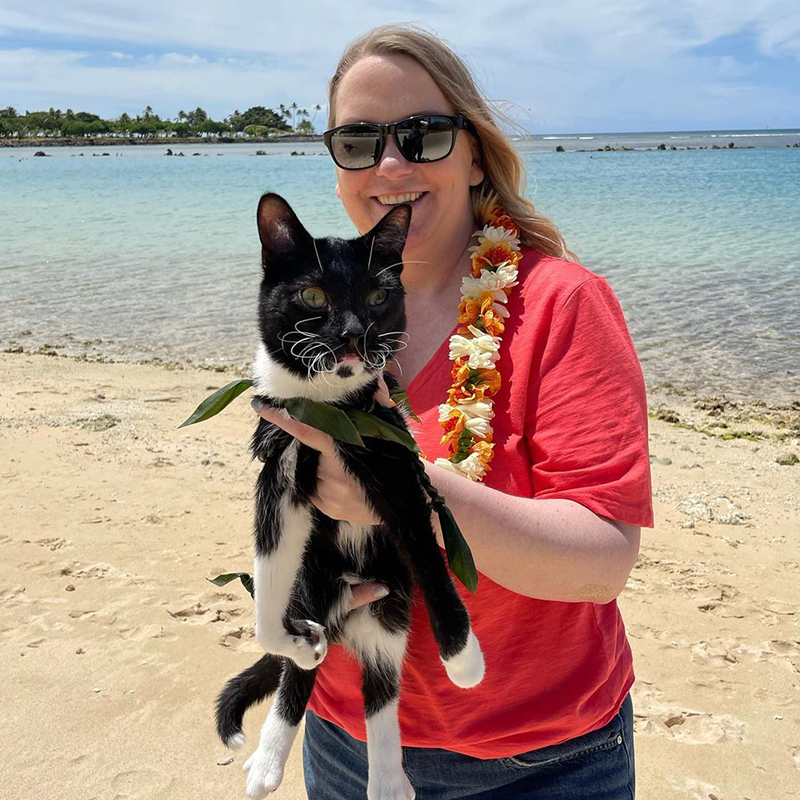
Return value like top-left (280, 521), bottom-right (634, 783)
top-left (339, 312), bottom-right (365, 346)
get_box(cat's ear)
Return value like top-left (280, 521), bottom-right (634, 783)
top-left (256, 193), bottom-right (312, 263)
top-left (364, 204), bottom-right (412, 271)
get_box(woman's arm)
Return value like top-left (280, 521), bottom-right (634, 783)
top-left (251, 403), bottom-right (640, 606)
top-left (423, 460), bottom-right (640, 604)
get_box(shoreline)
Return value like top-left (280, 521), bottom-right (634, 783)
top-left (1, 349), bottom-right (798, 800)
top-left (0, 134), bottom-right (323, 148)
top-left (2, 343), bottom-right (798, 440)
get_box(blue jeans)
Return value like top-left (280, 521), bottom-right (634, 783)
top-left (303, 694), bottom-right (635, 799)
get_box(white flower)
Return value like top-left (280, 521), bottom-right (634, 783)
top-left (465, 416), bottom-right (493, 438)
top-left (474, 224), bottom-right (521, 249)
top-left (434, 457), bottom-right (462, 475)
top-left (455, 452), bottom-right (488, 481)
top-left (448, 328), bottom-right (501, 370)
top-left (456, 401), bottom-right (494, 420)
top-left (461, 264), bottom-right (519, 299)
top-left (434, 454), bottom-right (487, 481)
top-left (438, 403), bottom-right (459, 423)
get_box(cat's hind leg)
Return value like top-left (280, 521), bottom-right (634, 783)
top-left (343, 607), bottom-right (415, 800)
top-left (243, 661), bottom-right (316, 799)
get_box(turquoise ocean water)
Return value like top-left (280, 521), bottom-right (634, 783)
top-left (1, 129), bottom-right (799, 401)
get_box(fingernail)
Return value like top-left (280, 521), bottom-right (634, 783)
top-left (251, 398), bottom-right (266, 412)
top-left (373, 586), bottom-right (389, 599)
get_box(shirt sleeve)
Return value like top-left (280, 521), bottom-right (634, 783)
top-left (524, 277), bottom-right (653, 527)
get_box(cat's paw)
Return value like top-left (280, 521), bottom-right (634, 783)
top-left (289, 618), bottom-right (328, 670)
top-left (442, 630), bottom-right (485, 688)
top-left (243, 747), bottom-right (285, 798)
top-left (367, 766), bottom-right (415, 800)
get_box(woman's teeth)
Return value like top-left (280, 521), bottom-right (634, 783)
top-left (376, 192), bottom-right (424, 205)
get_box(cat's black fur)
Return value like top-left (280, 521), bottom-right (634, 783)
top-left (215, 194), bottom-right (482, 800)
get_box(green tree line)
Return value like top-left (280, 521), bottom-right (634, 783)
top-left (0, 103), bottom-right (324, 139)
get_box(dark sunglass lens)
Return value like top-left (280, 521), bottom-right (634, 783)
top-left (397, 117), bottom-right (454, 163)
top-left (331, 128), bottom-right (382, 169)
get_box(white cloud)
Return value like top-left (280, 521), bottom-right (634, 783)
top-left (1, 0), bottom-right (798, 129)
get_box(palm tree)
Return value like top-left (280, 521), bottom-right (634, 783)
top-left (309, 103), bottom-right (323, 129)
top-left (290, 102), bottom-right (298, 131)
top-left (143, 105), bottom-right (154, 119)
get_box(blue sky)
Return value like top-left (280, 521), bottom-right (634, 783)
top-left (1, 1), bottom-right (798, 133)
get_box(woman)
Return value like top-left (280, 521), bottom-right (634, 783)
top-left (254, 23), bottom-right (652, 800)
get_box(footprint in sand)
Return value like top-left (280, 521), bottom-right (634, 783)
top-left (762, 640), bottom-right (800, 674)
top-left (0, 586), bottom-right (28, 608)
top-left (26, 536), bottom-right (71, 551)
top-left (111, 768), bottom-right (175, 796)
top-left (633, 683), bottom-right (746, 744)
top-left (219, 625), bottom-right (260, 652)
top-left (165, 591), bottom-right (246, 626)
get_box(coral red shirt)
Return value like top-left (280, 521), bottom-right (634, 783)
top-left (308, 248), bottom-right (653, 758)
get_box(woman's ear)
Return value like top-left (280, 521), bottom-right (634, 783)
top-left (469, 136), bottom-right (484, 187)
top-left (335, 182), bottom-right (342, 200)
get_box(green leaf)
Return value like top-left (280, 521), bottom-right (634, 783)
top-left (178, 379), bottom-right (253, 428)
top-left (435, 503), bottom-right (479, 593)
top-left (283, 398), bottom-right (365, 447)
top-left (346, 408), bottom-right (420, 452)
top-left (208, 572), bottom-right (255, 599)
top-left (390, 389), bottom-right (421, 423)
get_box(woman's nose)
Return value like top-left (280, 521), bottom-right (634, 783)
top-left (374, 135), bottom-right (413, 178)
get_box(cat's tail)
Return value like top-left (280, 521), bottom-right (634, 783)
top-left (216, 653), bottom-right (284, 748)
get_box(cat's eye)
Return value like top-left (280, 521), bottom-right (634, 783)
top-left (300, 287), bottom-right (328, 309)
top-left (367, 288), bottom-right (389, 306)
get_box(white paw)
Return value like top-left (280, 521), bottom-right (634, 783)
top-left (442, 630), bottom-right (485, 688)
top-left (243, 747), bottom-right (285, 799)
top-left (367, 767), bottom-right (415, 800)
top-left (290, 619), bottom-right (328, 670)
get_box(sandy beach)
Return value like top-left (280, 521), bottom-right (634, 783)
top-left (1, 350), bottom-right (798, 800)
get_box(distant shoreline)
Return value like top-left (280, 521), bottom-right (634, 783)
top-left (0, 134), bottom-right (323, 148)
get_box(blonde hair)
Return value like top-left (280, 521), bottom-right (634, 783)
top-left (328, 23), bottom-right (575, 260)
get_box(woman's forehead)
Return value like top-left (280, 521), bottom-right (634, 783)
top-left (334, 54), bottom-right (455, 125)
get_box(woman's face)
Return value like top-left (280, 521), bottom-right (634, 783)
top-left (331, 54), bottom-right (484, 266)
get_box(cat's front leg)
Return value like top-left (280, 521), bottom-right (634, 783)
top-left (243, 662), bottom-right (316, 798)
top-left (254, 491), bottom-right (327, 670)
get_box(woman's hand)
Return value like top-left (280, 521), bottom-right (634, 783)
top-left (250, 375), bottom-right (394, 607)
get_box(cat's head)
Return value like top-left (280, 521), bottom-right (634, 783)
top-left (252, 193), bottom-right (411, 402)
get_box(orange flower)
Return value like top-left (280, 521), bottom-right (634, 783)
top-left (474, 440), bottom-right (494, 467)
top-left (440, 410), bottom-right (468, 451)
top-left (479, 297), bottom-right (505, 336)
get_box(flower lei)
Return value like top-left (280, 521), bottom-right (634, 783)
top-left (434, 206), bottom-right (521, 481)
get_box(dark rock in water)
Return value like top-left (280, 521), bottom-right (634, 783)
top-left (255, 150), bottom-right (267, 156)
top-left (176, 152), bottom-right (185, 157)
top-left (555, 145), bottom-right (565, 152)
top-left (33, 150), bottom-right (49, 157)
top-left (728, 142), bottom-right (735, 148)
top-left (192, 152), bottom-right (201, 156)
top-left (712, 144), bottom-right (721, 149)
top-left (165, 148), bottom-right (173, 156)
top-left (657, 143), bottom-right (666, 150)
top-left (776, 452), bottom-right (799, 466)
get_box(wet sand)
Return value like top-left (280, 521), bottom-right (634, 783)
top-left (1, 352), bottom-right (798, 799)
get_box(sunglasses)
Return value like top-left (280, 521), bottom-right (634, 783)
top-left (323, 114), bottom-right (474, 171)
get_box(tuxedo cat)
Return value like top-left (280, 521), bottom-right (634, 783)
top-left (215, 194), bottom-right (484, 800)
